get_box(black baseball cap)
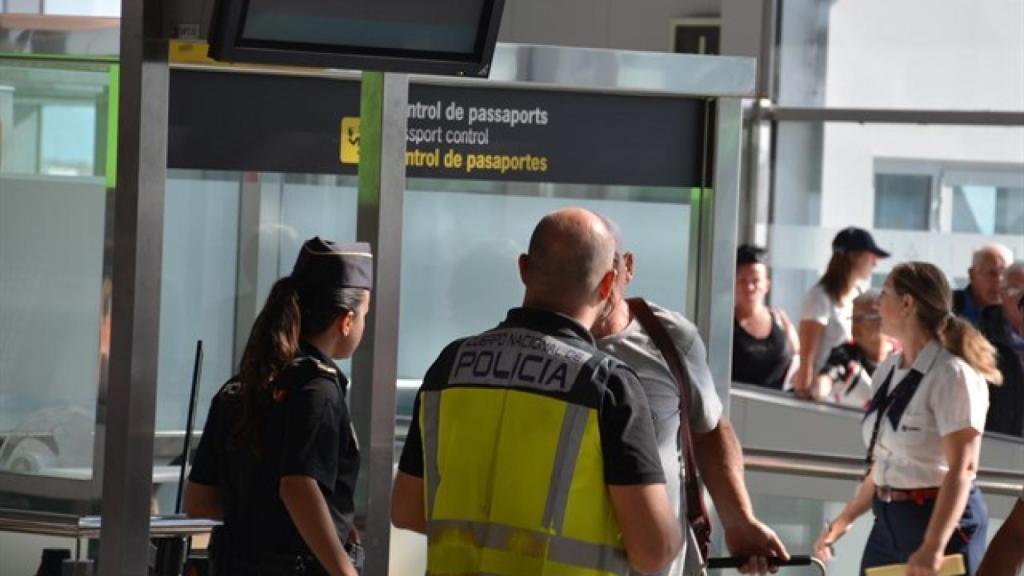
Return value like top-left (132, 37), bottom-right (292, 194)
top-left (291, 237), bottom-right (374, 291)
top-left (832, 227), bottom-right (890, 258)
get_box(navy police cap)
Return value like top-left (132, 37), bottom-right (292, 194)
top-left (832, 227), bottom-right (890, 258)
top-left (292, 237), bottom-right (374, 290)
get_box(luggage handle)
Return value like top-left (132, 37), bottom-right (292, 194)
top-left (707, 555), bottom-right (827, 573)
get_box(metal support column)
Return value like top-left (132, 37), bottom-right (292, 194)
top-left (703, 98), bottom-right (744, 412)
top-left (350, 71), bottom-right (408, 576)
top-left (97, 0), bottom-right (168, 573)
top-left (742, 101), bottom-right (774, 247)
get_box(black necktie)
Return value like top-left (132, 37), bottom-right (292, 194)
top-left (864, 366), bottom-right (924, 469)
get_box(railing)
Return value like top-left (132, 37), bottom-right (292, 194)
top-left (743, 446), bottom-right (1024, 497)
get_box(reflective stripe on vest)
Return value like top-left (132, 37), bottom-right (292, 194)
top-left (427, 519), bottom-right (630, 575)
top-left (422, 387), bottom-right (627, 576)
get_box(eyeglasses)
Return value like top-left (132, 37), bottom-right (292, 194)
top-left (852, 313), bottom-right (881, 322)
top-left (612, 251), bottom-right (633, 269)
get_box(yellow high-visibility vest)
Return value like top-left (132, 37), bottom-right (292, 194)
top-left (420, 326), bottom-right (630, 576)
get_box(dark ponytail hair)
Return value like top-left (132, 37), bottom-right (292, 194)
top-left (234, 277), bottom-right (367, 455)
top-left (888, 262), bottom-right (1002, 384)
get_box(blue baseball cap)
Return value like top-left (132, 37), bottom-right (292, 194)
top-left (832, 227), bottom-right (890, 258)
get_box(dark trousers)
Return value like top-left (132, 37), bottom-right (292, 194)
top-left (214, 544), bottom-right (362, 576)
top-left (218, 555), bottom-right (329, 576)
top-left (860, 486), bottom-right (988, 575)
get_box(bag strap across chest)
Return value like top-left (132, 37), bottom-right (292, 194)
top-left (627, 297), bottom-right (712, 560)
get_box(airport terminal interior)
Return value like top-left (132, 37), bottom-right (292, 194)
top-left (0, 0), bottom-right (1022, 575)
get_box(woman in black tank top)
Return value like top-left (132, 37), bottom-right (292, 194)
top-left (734, 311), bottom-right (792, 389)
top-left (732, 246), bottom-right (798, 389)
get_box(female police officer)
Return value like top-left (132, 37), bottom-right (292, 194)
top-left (185, 237), bottom-right (373, 576)
top-left (814, 262), bottom-right (999, 575)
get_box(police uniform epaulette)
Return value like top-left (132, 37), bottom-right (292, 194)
top-left (221, 380), bottom-right (242, 396)
top-left (311, 358), bottom-right (338, 377)
top-left (283, 356), bottom-right (338, 381)
top-left (272, 356), bottom-right (338, 402)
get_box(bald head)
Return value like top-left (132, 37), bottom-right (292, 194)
top-left (970, 243), bottom-right (1014, 307)
top-left (521, 208), bottom-right (617, 316)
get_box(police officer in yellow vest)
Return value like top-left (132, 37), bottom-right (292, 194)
top-left (392, 207), bottom-right (682, 575)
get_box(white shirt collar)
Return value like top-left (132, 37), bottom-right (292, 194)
top-left (909, 339), bottom-right (943, 375)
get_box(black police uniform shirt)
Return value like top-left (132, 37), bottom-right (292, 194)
top-left (398, 307), bottom-right (665, 487)
top-left (189, 343), bottom-right (360, 557)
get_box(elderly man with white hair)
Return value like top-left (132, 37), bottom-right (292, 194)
top-left (953, 243), bottom-right (1014, 325)
top-left (977, 259), bottom-right (1024, 437)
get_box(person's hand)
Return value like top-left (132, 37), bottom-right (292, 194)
top-left (906, 544), bottom-right (944, 576)
top-left (329, 557), bottom-right (360, 576)
top-left (790, 368), bottom-right (815, 400)
top-left (337, 553), bottom-right (361, 576)
top-left (790, 376), bottom-right (808, 398)
top-left (813, 517), bottom-right (851, 563)
top-left (724, 517), bottom-right (790, 575)
top-left (809, 375), bottom-right (832, 402)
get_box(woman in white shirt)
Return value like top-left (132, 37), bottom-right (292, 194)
top-left (814, 262), bottom-right (1001, 575)
top-left (793, 227), bottom-right (889, 399)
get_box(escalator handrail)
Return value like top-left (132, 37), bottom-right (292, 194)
top-left (743, 449), bottom-right (1023, 497)
top-left (742, 446), bottom-right (1024, 481)
top-left (730, 382), bottom-right (1024, 445)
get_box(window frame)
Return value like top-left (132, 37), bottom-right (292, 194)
top-left (944, 166), bottom-right (1024, 235)
top-left (872, 159), bottom-right (941, 232)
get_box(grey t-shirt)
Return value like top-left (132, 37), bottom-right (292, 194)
top-left (597, 301), bottom-right (724, 576)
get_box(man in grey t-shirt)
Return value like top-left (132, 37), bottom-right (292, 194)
top-left (592, 224), bottom-right (789, 576)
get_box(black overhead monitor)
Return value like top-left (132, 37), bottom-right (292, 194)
top-left (209, 0), bottom-right (506, 77)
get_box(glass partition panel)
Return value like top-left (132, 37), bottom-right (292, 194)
top-left (0, 175), bottom-right (106, 479)
top-left (398, 180), bottom-right (695, 381)
top-left (778, 0), bottom-right (1024, 111)
top-left (153, 170), bottom-right (358, 514)
top-left (0, 58), bottom-right (113, 179)
top-left (157, 170), bottom-right (242, 433)
top-left (0, 59), bottom-right (113, 495)
top-left (391, 179), bottom-right (696, 574)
